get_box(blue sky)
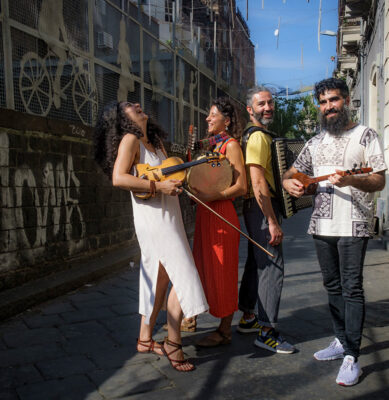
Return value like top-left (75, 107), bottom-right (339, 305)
top-left (236, 0), bottom-right (339, 94)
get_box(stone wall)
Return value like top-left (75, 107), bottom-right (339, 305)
top-left (0, 109), bottom-right (196, 294)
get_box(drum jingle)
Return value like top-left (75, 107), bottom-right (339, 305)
top-left (187, 154), bottom-right (233, 195)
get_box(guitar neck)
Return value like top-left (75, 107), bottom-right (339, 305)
top-left (306, 168), bottom-right (372, 186)
top-left (309, 174), bottom-right (333, 185)
top-left (161, 158), bottom-right (209, 176)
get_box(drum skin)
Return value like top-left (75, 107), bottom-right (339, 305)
top-left (187, 155), bottom-right (233, 194)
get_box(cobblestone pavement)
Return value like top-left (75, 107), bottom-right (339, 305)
top-left (1, 209), bottom-right (388, 400)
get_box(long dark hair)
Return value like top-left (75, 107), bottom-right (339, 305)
top-left (93, 101), bottom-right (167, 179)
top-left (210, 97), bottom-right (241, 139)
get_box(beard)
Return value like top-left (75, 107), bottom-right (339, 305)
top-left (320, 106), bottom-right (350, 136)
top-left (253, 110), bottom-right (273, 126)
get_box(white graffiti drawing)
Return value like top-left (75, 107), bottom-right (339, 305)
top-left (149, 42), bottom-right (167, 102)
top-left (189, 70), bottom-right (198, 125)
top-left (18, 0), bottom-right (98, 125)
top-left (177, 60), bottom-right (185, 144)
top-left (117, 18), bottom-right (135, 102)
top-left (1, 132), bottom-right (86, 264)
top-left (69, 124), bottom-right (86, 137)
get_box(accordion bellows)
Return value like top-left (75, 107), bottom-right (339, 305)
top-left (272, 138), bottom-right (313, 219)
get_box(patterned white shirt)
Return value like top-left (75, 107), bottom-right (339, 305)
top-left (293, 124), bottom-right (387, 237)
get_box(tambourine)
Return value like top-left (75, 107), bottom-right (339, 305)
top-left (187, 154), bottom-right (233, 195)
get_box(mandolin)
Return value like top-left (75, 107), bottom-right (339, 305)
top-left (292, 166), bottom-right (373, 195)
top-left (135, 152), bottom-right (226, 199)
top-left (186, 125), bottom-right (197, 162)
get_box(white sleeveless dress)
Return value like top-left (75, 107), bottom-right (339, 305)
top-left (131, 142), bottom-right (208, 324)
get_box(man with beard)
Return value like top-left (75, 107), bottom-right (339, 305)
top-left (237, 86), bottom-right (295, 354)
top-left (283, 78), bottom-right (387, 386)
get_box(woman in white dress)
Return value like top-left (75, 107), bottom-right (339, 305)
top-left (94, 101), bottom-right (208, 372)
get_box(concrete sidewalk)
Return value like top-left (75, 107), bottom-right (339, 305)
top-left (1, 209), bottom-right (388, 400)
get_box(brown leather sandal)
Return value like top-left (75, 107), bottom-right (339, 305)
top-left (162, 316), bottom-right (197, 332)
top-left (136, 338), bottom-right (163, 355)
top-left (181, 316), bottom-right (197, 332)
top-left (161, 338), bottom-right (195, 372)
top-left (196, 328), bottom-right (232, 347)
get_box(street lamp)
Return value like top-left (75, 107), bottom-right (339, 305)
top-left (320, 30), bottom-right (337, 37)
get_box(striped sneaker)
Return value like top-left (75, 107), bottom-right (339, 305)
top-left (254, 328), bottom-right (295, 354)
top-left (237, 316), bottom-right (261, 333)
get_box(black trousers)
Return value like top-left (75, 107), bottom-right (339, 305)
top-left (313, 235), bottom-right (369, 358)
top-left (238, 197), bottom-right (284, 327)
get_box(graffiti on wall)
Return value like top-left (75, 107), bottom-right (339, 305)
top-left (18, 0), bottom-right (98, 125)
top-left (0, 132), bottom-right (86, 264)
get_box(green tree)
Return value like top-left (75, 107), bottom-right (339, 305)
top-left (269, 94), bottom-right (318, 140)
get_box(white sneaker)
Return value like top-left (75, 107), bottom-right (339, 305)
top-left (314, 338), bottom-right (344, 361)
top-left (336, 355), bottom-right (362, 386)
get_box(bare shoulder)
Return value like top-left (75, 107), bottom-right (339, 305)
top-left (121, 133), bottom-right (139, 146)
top-left (119, 133), bottom-right (139, 151)
top-left (225, 139), bottom-right (243, 153)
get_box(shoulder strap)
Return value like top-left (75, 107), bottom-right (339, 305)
top-left (242, 126), bottom-right (279, 198)
top-left (241, 126), bottom-right (278, 158)
top-left (218, 137), bottom-right (236, 155)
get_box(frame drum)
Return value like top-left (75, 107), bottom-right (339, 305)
top-left (187, 155), bottom-right (233, 194)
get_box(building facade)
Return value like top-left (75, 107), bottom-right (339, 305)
top-left (0, 0), bottom-right (255, 315)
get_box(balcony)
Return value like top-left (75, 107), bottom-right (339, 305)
top-left (338, 54), bottom-right (358, 72)
top-left (341, 17), bottom-right (361, 49)
top-left (344, 0), bottom-right (372, 17)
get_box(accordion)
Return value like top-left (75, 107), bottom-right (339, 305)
top-left (271, 138), bottom-right (313, 218)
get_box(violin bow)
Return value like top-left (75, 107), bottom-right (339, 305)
top-left (182, 188), bottom-right (274, 258)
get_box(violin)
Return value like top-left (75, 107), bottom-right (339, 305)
top-left (135, 152), bottom-right (226, 199)
top-left (292, 165), bottom-right (372, 195)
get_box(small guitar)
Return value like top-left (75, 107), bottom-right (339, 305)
top-left (292, 166), bottom-right (372, 195)
top-left (135, 152), bottom-right (226, 199)
top-left (186, 125), bottom-right (197, 162)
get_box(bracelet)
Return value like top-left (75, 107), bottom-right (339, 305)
top-left (149, 180), bottom-right (156, 197)
top-left (222, 190), bottom-right (228, 199)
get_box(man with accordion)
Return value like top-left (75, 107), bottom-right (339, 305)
top-left (237, 86), bottom-right (295, 355)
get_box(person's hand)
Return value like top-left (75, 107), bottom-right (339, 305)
top-left (156, 179), bottom-right (182, 196)
top-left (268, 221), bottom-right (283, 247)
top-left (283, 178), bottom-right (304, 198)
top-left (328, 170), bottom-right (352, 188)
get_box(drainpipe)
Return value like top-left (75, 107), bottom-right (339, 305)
top-left (360, 20), bottom-right (365, 125)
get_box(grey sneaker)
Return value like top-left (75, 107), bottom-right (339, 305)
top-left (254, 328), bottom-right (295, 354)
top-left (336, 355), bottom-right (362, 386)
top-left (314, 338), bottom-right (344, 361)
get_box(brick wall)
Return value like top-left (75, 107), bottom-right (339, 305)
top-left (0, 109), bottom-right (198, 293)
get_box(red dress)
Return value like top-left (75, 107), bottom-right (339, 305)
top-left (193, 137), bottom-right (240, 318)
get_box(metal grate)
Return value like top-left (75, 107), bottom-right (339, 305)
top-left (3, 0), bottom-right (246, 129)
top-left (94, 2), bottom-right (140, 78)
top-left (176, 57), bottom-right (198, 104)
top-left (144, 88), bottom-right (173, 142)
top-left (13, 27), bottom-right (97, 125)
top-left (198, 111), bottom-right (208, 141)
top-left (9, 0), bottom-right (40, 29)
top-left (0, 23), bottom-right (5, 108)
top-left (143, 32), bottom-right (173, 96)
top-left (199, 73), bottom-right (215, 111)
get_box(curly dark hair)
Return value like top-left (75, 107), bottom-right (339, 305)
top-left (314, 78), bottom-right (349, 101)
top-left (210, 97), bottom-right (242, 139)
top-left (93, 101), bottom-right (167, 179)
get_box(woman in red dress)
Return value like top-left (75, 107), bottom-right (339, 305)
top-left (193, 97), bottom-right (247, 346)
